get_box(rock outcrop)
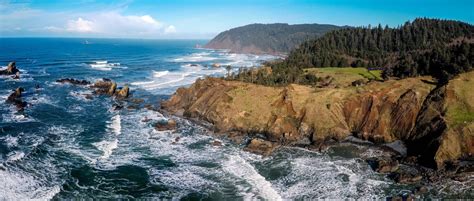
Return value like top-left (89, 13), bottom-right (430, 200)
top-left (6, 87), bottom-right (27, 110)
top-left (116, 85), bottom-right (129, 99)
top-left (154, 119), bottom-right (177, 131)
top-left (56, 78), bottom-right (91, 85)
top-left (162, 71), bottom-right (474, 169)
top-left (0, 62), bottom-right (20, 75)
top-left (91, 79), bottom-right (129, 98)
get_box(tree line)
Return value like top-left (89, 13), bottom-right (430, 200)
top-left (228, 18), bottom-right (473, 86)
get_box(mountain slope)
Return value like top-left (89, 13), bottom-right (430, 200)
top-left (205, 23), bottom-right (343, 55)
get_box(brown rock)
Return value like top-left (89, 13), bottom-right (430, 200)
top-left (415, 186), bottom-right (429, 195)
top-left (154, 119), bottom-right (177, 131)
top-left (390, 172), bottom-right (423, 184)
top-left (115, 85), bottom-right (129, 98)
top-left (108, 82), bottom-right (117, 95)
top-left (93, 79), bottom-right (114, 88)
top-left (92, 79), bottom-right (115, 95)
top-left (211, 140), bottom-right (223, 146)
top-left (127, 105), bottom-right (138, 110)
top-left (84, 94), bottom-right (94, 100)
top-left (131, 98), bottom-right (144, 104)
top-left (144, 104), bottom-right (157, 111)
top-left (244, 138), bottom-right (279, 156)
top-left (6, 87), bottom-right (27, 110)
top-left (0, 62), bottom-right (20, 75)
top-left (368, 157), bottom-right (399, 173)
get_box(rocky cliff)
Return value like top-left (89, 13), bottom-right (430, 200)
top-left (205, 23), bottom-right (342, 55)
top-left (162, 72), bottom-right (474, 169)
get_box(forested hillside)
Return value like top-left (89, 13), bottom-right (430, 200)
top-left (285, 18), bottom-right (474, 82)
top-left (205, 23), bottom-right (342, 54)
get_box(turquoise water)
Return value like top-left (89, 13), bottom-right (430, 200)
top-left (0, 38), bottom-right (470, 199)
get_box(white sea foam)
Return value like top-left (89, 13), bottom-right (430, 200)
top-left (2, 112), bottom-right (35, 123)
top-left (93, 139), bottom-right (119, 160)
top-left (89, 60), bottom-right (121, 71)
top-left (4, 135), bottom-right (19, 148)
top-left (134, 50), bottom-right (277, 93)
top-left (153, 70), bottom-right (169, 78)
top-left (108, 114), bottom-right (122, 136)
top-left (131, 63), bottom-right (223, 92)
top-left (223, 155), bottom-right (282, 201)
top-left (93, 115), bottom-right (121, 160)
top-left (95, 60), bottom-right (108, 64)
top-left (0, 169), bottom-right (61, 200)
top-left (173, 52), bottom-right (218, 62)
top-left (268, 150), bottom-right (387, 199)
top-left (6, 151), bottom-right (25, 162)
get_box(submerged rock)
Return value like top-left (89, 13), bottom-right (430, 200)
top-left (211, 140), bottom-right (223, 146)
top-left (0, 62), bottom-right (20, 75)
top-left (12, 72), bottom-right (20, 79)
top-left (154, 119), bottom-right (177, 131)
top-left (112, 104), bottom-right (123, 111)
top-left (389, 172), bottom-right (423, 184)
top-left (244, 138), bottom-right (279, 156)
top-left (84, 94), bottom-right (94, 100)
top-left (367, 157), bottom-right (399, 173)
top-left (56, 78), bottom-right (91, 85)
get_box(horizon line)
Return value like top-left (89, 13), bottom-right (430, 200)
top-left (0, 36), bottom-right (212, 40)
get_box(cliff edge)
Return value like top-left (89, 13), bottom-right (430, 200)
top-left (162, 72), bottom-right (474, 169)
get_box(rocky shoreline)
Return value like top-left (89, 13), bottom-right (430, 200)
top-left (2, 60), bottom-right (472, 198)
top-left (160, 72), bottom-right (474, 190)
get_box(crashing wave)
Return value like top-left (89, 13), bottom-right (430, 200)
top-left (89, 61), bottom-right (121, 71)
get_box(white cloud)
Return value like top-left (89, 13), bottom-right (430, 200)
top-left (67, 17), bottom-right (94, 33)
top-left (140, 15), bottom-right (160, 25)
top-left (0, 5), bottom-right (177, 38)
top-left (165, 25), bottom-right (176, 34)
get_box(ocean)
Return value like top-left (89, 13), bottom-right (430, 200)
top-left (0, 38), bottom-right (469, 199)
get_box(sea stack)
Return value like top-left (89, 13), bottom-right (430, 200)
top-left (0, 62), bottom-right (20, 75)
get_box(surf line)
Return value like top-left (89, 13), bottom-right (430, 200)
top-left (93, 114), bottom-right (121, 160)
top-left (223, 154), bottom-right (283, 201)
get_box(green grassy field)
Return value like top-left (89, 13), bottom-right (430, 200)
top-left (304, 67), bottom-right (383, 86)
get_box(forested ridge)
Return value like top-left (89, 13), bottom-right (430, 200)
top-left (205, 23), bottom-right (343, 54)
top-left (230, 18), bottom-right (474, 86)
top-left (285, 18), bottom-right (474, 82)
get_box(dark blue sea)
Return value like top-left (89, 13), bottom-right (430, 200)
top-left (0, 38), bottom-right (470, 199)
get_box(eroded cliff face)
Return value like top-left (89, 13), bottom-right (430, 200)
top-left (162, 72), bottom-right (474, 169)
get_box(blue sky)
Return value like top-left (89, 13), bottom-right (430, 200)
top-left (1, 0), bottom-right (473, 39)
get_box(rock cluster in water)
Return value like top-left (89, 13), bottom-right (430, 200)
top-left (54, 77), bottom-right (177, 132)
top-left (6, 87), bottom-right (27, 111)
top-left (91, 78), bottom-right (130, 99)
top-left (0, 62), bottom-right (20, 75)
top-left (56, 78), bottom-right (91, 85)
